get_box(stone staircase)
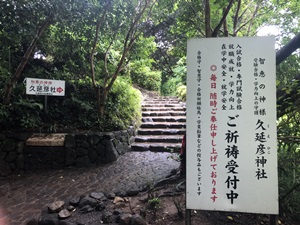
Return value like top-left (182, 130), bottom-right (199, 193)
top-left (130, 96), bottom-right (186, 152)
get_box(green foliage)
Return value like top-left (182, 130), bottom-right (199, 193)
top-left (130, 63), bottom-right (161, 91)
top-left (0, 77), bottom-right (142, 132)
top-left (103, 77), bottom-right (142, 130)
top-left (176, 85), bottom-right (186, 102)
top-left (148, 197), bottom-right (161, 210)
top-left (277, 112), bottom-right (300, 220)
top-left (0, 98), bottom-right (43, 130)
top-left (161, 57), bottom-right (186, 96)
top-left (129, 36), bottom-right (161, 91)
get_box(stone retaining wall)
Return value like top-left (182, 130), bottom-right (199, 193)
top-left (0, 128), bottom-right (136, 177)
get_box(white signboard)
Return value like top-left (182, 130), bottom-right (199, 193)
top-left (26, 78), bottom-right (65, 96)
top-left (186, 36), bottom-right (278, 214)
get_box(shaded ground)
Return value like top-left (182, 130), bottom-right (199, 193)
top-left (0, 151), bottom-right (179, 225)
top-left (0, 151), bottom-right (298, 225)
top-left (124, 178), bottom-right (295, 225)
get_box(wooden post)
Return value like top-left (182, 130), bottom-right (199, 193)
top-left (186, 209), bottom-right (191, 225)
top-left (270, 215), bottom-right (277, 225)
top-left (45, 95), bottom-right (48, 113)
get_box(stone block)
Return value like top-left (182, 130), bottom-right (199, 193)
top-left (87, 134), bottom-right (101, 146)
top-left (0, 133), bottom-right (6, 141)
top-left (102, 211), bottom-right (115, 224)
top-left (0, 159), bottom-right (11, 176)
top-left (119, 213), bottom-right (132, 225)
top-left (75, 134), bottom-right (87, 142)
top-left (103, 132), bottom-right (115, 140)
top-left (16, 154), bottom-right (25, 169)
top-left (78, 196), bottom-right (98, 208)
top-left (64, 135), bottom-right (75, 148)
top-left (3, 139), bottom-right (16, 152)
top-left (26, 134), bottom-right (65, 146)
top-left (115, 142), bottom-right (127, 155)
top-left (0, 151), bottom-right (6, 160)
top-left (76, 148), bottom-right (88, 157)
top-left (88, 149), bottom-right (98, 163)
top-left (65, 149), bottom-right (76, 166)
top-left (95, 143), bottom-right (105, 157)
top-left (114, 131), bottom-right (121, 140)
top-left (16, 141), bottom-right (24, 153)
top-left (131, 214), bottom-right (147, 225)
top-left (39, 210), bottom-right (60, 225)
top-left (82, 141), bottom-right (90, 148)
top-left (104, 140), bottom-right (119, 163)
top-left (5, 151), bottom-right (17, 162)
top-left (76, 155), bottom-right (90, 167)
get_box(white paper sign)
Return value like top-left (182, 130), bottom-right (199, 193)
top-left (26, 78), bottom-right (65, 96)
top-left (186, 36), bottom-right (278, 214)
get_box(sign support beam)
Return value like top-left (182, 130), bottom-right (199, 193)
top-left (185, 209), bottom-right (191, 225)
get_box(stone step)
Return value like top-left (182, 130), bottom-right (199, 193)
top-left (142, 107), bottom-right (185, 112)
top-left (132, 95), bottom-right (186, 153)
top-left (142, 103), bottom-right (184, 107)
top-left (143, 100), bottom-right (180, 104)
top-left (142, 111), bottom-right (186, 117)
top-left (130, 142), bottom-right (182, 152)
top-left (142, 116), bottom-right (186, 123)
top-left (140, 122), bottom-right (186, 129)
top-left (145, 96), bottom-right (178, 100)
top-left (137, 129), bottom-right (186, 135)
top-left (134, 135), bottom-right (183, 143)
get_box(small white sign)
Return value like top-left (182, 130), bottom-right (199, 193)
top-left (186, 36), bottom-right (278, 214)
top-left (26, 78), bottom-right (65, 96)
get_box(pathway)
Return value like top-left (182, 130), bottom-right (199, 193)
top-left (0, 151), bottom-right (179, 225)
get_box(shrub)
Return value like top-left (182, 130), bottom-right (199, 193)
top-left (103, 77), bottom-right (142, 130)
top-left (161, 57), bottom-right (186, 96)
top-left (176, 85), bottom-right (186, 102)
top-left (129, 61), bottom-right (161, 91)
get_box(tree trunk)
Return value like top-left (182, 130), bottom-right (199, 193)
top-left (2, 18), bottom-right (51, 105)
top-left (98, 0), bottom-right (154, 117)
top-left (204, 0), bottom-right (211, 37)
top-left (276, 32), bottom-right (300, 117)
top-left (233, 0), bottom-right (241, 36)
top-left (211, 0), bottom-right (234, 37)
top-left (99, 87), bottom-right (108, 117)
top-left (276, 33), bottom-right (300, 66)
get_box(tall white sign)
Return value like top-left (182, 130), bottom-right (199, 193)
top-left (186, 36), bottom-right (278, 214)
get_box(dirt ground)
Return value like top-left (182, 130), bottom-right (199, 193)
top-left (120, 177), bottom-right (298, 225)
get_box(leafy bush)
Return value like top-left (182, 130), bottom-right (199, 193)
top-left (130, 62), bottom-right (161, 91)
top-left (176, 85), bottom-right (186, 102)
top-left (161, 57), bottom-right (186, 96)
top-left (0, 98), bottom-right (43, 131)
top-left (161, 76), bottom-right (181, 96)
top-left (102, 77), bottom-right (142, 130)
top-left (277, 112), bottom-right (300, 220)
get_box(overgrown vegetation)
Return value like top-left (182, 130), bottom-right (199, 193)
top-left (0, 77), bottom-right (141, 132)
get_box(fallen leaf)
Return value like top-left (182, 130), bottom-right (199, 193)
top-left (227, 215), bottom-right (234, 220)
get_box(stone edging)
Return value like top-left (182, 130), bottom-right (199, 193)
top-left (0, 128), bottom-right (136, 177)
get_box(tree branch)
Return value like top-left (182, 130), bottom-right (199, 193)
top-left (204, 0), bottom-right (211, 37)
top-left (246, 1), bottom-right (260, 36)
top-left (276, 33), bottom-right (300, 66)
top-left (233, 0), bottom-right (241, 36)
top-left (222, 8), bottom-right (229, 37)
top-left (276, 33), bottom-right (300, 117)
top-left (90, 1), bottom-right (111, 89)
top-left (2, 17), bottom-right (52, 105)
top-left (211, 0), bottom-right (235, 37)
